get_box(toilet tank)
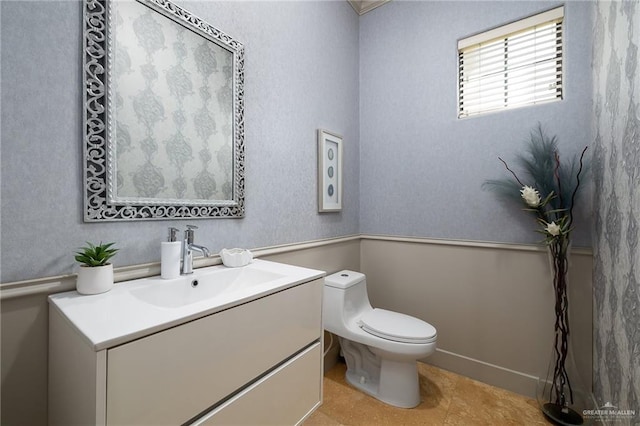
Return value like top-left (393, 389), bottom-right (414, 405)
top-left (323, 271), bottom-right (372, 333)
top-left (324, 271), bottom-right (366, 290)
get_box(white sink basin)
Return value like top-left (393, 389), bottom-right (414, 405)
top-left (131, 267), bottom-right (285, 308)
top-left (48, 259), bottom-right (324, 350)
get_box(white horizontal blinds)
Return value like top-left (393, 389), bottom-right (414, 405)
top-left (458, 7), bottom-right (564, 118)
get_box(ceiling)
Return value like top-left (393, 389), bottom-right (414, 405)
top-left (347, 0), bottom-right (391, 15)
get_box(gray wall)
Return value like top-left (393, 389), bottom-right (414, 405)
top-left (6, 0), bottom-right (626, 423)
top-left (0, 0), bottom-right (360, 283)
top-left (591, 0), bottom-right (640, 414)
top-left (359, 1), bottom-right (594, 247)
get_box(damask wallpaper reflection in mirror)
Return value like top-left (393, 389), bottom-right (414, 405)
top-left (110, 0), bottom-right (233, 203)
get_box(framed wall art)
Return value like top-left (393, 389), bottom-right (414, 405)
top-left (317, 129), bottom-right (343, 212)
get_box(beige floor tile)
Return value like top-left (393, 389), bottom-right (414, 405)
top-left (304, 409), bottom-right (344, 426)
top-left (305, 361), bottom-right (553, 426)
top-left (443, 375), bottom-right (550, 426)
top-left (313, 363), bottom-right (453, 425)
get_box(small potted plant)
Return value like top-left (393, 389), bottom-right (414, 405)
top-left (74, 242), bottom-right (119, 295)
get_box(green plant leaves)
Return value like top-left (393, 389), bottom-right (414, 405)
top-left (74, 242), bottom-right (119, 267)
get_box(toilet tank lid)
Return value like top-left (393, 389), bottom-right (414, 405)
top-left (325, 270), bottom-right (366, 289)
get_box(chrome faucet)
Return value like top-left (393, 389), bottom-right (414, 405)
top-left (182, 225), bottom-right (210, 275)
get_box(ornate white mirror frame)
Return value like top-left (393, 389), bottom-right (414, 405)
top-left (83, 0), bottom-right (245, 221)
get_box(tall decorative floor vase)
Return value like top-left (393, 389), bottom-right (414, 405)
top-left (536, 237), bottom-right (590, 425)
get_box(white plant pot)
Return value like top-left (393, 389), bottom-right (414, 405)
top-left (76, 264), bottom-right (114, 295)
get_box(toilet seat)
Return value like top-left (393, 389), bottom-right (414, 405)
top-left (358, 308), bottom-right (437, 344)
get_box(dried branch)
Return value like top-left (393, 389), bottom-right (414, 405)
top-left (498, 157), bottom-right (525, 187)
top-left (566, 146), bottom-right (589, 230)
top-left (554, 150), bottom-right (564, 220)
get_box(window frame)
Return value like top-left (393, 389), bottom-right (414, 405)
top-left (457, 6), bottom-right (564, 119)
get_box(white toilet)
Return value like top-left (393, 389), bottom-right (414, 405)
top-left (323, 270), bottom-right (437, 408)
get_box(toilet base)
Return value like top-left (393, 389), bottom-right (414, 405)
top-left (340, 338), bottom-right (421, 408)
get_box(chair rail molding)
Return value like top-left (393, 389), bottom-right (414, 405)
top-left (0, 234), bottom-right (591, 300)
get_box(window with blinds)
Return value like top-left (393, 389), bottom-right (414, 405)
top-left (457, 7), bottom-right (564, 118)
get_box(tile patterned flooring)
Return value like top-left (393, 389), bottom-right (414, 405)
top-left (304, 361), bottom-right (552, 425)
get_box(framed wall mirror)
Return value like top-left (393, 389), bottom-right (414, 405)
top-left (83, 0), bottom-right (245, 221)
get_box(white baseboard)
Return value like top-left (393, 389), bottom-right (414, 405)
top-left (423, 348), bottom-right (539, 399)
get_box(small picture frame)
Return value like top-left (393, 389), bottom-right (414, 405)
top-left (317, 129), bottom-right (343, 212)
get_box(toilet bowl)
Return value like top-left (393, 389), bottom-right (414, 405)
top-left (323, 270), bottom-right (437, 408)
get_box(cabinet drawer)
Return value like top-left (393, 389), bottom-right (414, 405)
top-left (106, 279), bottom-right (322, 425)
top-left (195, 342), bottom-right (322, 426)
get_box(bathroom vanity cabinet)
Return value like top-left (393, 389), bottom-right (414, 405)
top-left (48, 261), bottom-right (324, 425)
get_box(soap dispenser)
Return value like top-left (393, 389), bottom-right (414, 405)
top-left (161, 227), bottom-right (181, 279)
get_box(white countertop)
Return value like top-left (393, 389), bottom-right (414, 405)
top-left (48, 260), bottom-right (324, 351)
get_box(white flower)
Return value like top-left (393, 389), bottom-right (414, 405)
top-left (520, 186), bottom-right (541, 207)
top-left (546, 221), bottom-right (561, 236)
